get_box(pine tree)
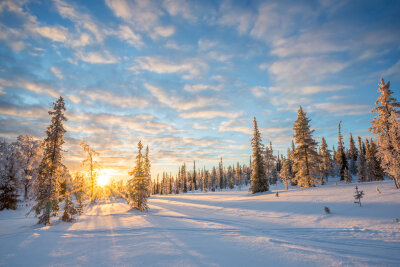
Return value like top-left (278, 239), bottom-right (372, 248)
top-left (250, 117), bottom-right (268, 193)
top-left (0, 141), bottom-right (19, 210)
top-left (73, 172), bottom-right (85, 215)
top-left (357, 136), bottom-right (367, 182)
top-left (126, 141), bottom-right (150, 212)
top-left (371, 78), bottom-right (400, 188)
top-left (279, 157), bottom-right (291, 190)
top-left (211, 167), bottom-right (216, 191)
top-left (60, 172), bottom-right (77, 222)
top-left (365, 139), bottom-right (384, 181)
top-left (219, 157), bottom-right (224, 190)
top-left (319, 137), bottom-right (333, 184)
top-left (31, 97), bottom-right (68, 225)
top-left (193, 160), bottom-right (197, 191)
top-left (336, 121), bottom-right (348, 180)
top-left (292, 106), bottom-right (319, 188)
top-left (348, 134), bottom-right (358, 175)
top-left (202, 169), bottom-right (207, 192)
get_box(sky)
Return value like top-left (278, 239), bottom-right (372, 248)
top-left (0, 0), bottom-right (399, 180)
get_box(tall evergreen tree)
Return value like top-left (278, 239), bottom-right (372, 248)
top-left (336, 121), bottom-right (348, 180)
top-left (292, 106), bottom-right (318, 188)
top-left (126, 141), bottom-right (150, 212)
top-left (249, 117), bottom-right (268, 193)
top-left (348, 133), bottom-right (358, 175)
top-left (365, 139), bottom-right (384, 181)
top-left (319, 137), bottom-right (333, 184)
top-left (357, 136), bottom-right (367, 182)
top-left (219, 157), bottom-right (224, 190)
top-left (193, 160), bottom-right (197, 191)
top-left (371, 78), bottom-right (400, 188)
top-left (279, 157), bottom-right (292, 190)
top-left (32, 96), bottom-right (67, 225)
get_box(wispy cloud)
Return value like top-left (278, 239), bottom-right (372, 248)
top-left (131, 56), bottom-right (207, 79)
top-left (145, 83), bottom-right (219, 111)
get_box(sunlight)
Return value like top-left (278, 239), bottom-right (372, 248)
top-left (97, 168), bottom-right (116, 187)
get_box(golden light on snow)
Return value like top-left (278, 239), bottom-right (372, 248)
top-left (97, 168), bottom-right (117, 187)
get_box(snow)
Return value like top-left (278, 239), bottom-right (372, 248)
top-left (1, 179), bottom-right (400, 266)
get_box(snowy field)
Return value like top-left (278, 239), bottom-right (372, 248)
top-left (1, 179), bottom-right (400, 267)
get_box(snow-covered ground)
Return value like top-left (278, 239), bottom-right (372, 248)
top-left (1, 179), bottom-right (400, 266)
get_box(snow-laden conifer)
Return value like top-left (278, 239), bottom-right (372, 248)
top-left (249, 117), bottom-right (268, 193)
top-left (126, 141), bottom-right (150, 212)
top-left (32, 96), bottom-right (68, 225)
top-left (371, 78), bottom-right (400, 188)
top-left (292, 106), bottom-right (319, 188)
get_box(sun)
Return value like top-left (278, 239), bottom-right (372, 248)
top-left (97, 169), bottom-right (115, 187)
top-left (97, 175), bottom-right (110, 187)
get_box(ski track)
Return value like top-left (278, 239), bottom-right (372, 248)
top-left (0, 180), bottom-right (400, 266)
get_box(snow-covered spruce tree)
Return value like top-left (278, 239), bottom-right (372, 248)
top-left (32, 96), bottom-right (68, 225)
top-left (211, 166), bottom-right (216, 191)
top-left (80, 142), bottom-right (100, 202)
top-left (73, 172), bottom-right (85, 215)
top-left (335, 121), bottom-right (348, 180)
top-left (202, 169), bottom-right (207, 192)
top-left (289, 140), bottom-right (297, 186)
top-left (357, 136), bottom-right (367, 182)
top-left (319, 137), bottom-right (333, 184)
top-left (365, 139), bottom-right (384, 181)
top-left (0, 141), bottom-right (19, 210)
top-left (15, 135), bottom-right (43, 201)
top-left (292, 106), bottom-right (319, 188)
top-left (126, 141), bottom-right (150, 212)
top-left (228, 165), bottom-right (234, 189)
top-left (60, 172), bottom-right (77, 222)
top-left (348, 134), bottom-right (358, 175)
top-left (249, 117), bottom-right (268, 193)
top-left (279, 157), bottom-right (292, 190)
top-left (193, 160), bottom-right (197, 191)
top-left (219, 157), bottom-right (224, 190)
top-left (378, 111), bottom-right (400, 187)
top-left (265, 142), bottom-right (277, 185)
top-left (371, 78), bottom-right (400, 188)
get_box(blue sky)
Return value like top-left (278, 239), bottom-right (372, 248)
top-left (0, 0), bottom-right (399, 179)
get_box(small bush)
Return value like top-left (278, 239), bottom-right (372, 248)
top-left (324, 206), bottom-right (330, 214)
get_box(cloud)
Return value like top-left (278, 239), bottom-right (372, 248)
top-left (32, 25), bottom-right (68, 42)
top-left (218, 2), bottom-right (254, 35)
top-left (144, 83), bottom-right (218, 111)
top-left (131, 56), bottom-right (208, 79)
top-left (75, 51), bottom-right (118, 64)
top-left (54, 0), bottom-right (104, 43)
top-left (268, 57), bottom-right (347, 84)
top-left (162, 0), bottom-right (195, 21)
top-left (50, 67), bottom-right (64, 80)
top-left (219, 119), bottom-right (251, 135)
top-left (84, 90), bottom-right (148, 108)
top-left (105, 0), bottom-right (175, 39)
top-left (0, 78), bottom-right (60, 98)
top-left (180, 110), bottom-right (240, 119)
top-left (183, 84), bottom-right (222, 92)
top-left (313, 102), bottom-right (371, 116)
top-left (193, 122), bottom-right (208, 130)
top-left (67, 94), bottom-right (82, 104)
top-left (117, 25), bottom-right (143, 48)
top-left (251, 86), bottom-right (268, 97)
